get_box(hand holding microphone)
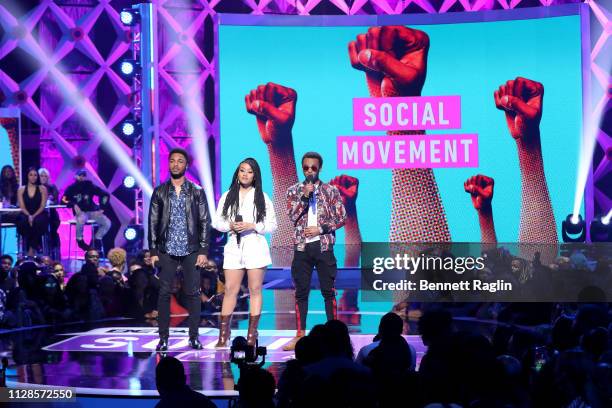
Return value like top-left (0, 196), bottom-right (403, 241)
top-left (303, 175), bottom-right (315, 198)
top-left (234, 214), bottom-right (243, 245)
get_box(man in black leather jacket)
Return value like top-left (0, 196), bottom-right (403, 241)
top-left (148, 148), bottom-right (211, 351)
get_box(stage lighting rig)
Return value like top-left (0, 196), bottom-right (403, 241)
top-left (119, 59), bottom-right (140, 77)
top-left (120, 8), bottom-right (140, 26)
top-left (562, 213), bottom-right (586, 243)
top-left (120, 119), bottom-right (140, 138)
top-left (123, 176), bottom-right (136, 189)
top-left (589, 214), bottom-right (612, 242)
top-left (124, 225), bottom-right (143, 241)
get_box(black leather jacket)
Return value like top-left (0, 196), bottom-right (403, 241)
top-left (148, 179), bottom-right (211, 257)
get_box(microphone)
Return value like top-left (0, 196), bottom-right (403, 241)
top-left (305, 175), bottom-right (314, 199)
top-left (235, 214), bottom-right (243, 245)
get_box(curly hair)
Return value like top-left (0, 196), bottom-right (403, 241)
top-left (107, 248), bottom-right (127, 268)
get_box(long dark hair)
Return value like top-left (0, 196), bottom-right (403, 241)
top-left (24, 167), bottom-right (40, 186)
top-left (221, 158), bottom-right (266, 223)
top-left (0, 165), bottom-right (18, 199)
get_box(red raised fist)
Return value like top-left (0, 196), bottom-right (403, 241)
top-left (329, 175), bottom-right (359, 208)
top-left (348, 26), bottom-right (429, 97)
top-left (245, 82), bottom-right (297, 145)
top-left (464, 174), bottom-right (494, 211)
top-left (494, 77), bottom-right (543, 142)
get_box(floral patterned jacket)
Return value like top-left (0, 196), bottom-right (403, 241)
top-left (286, 181), bottom-right (346, 252)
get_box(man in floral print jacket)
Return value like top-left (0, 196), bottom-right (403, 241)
top-left (283, 152), bottom-right (346, 351)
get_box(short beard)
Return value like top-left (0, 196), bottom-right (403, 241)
top-left (170, 170), bottom-right (185, 179)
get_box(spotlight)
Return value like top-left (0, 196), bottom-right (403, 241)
top-left (120, 8), bottom-right (139, 26)
top-left (124, 225), bottom-right (142, 241)
top-left (119, 59), bottom-right (139, 76)
top-left (123, 175), bottom-right (136, 189)
top-left (120, 119), bottom-right (139, 137)
top-left (562, 213), bottom-right (586, 243)
top-left (122, 121), bottom-right (135, 136)
top-left (589, 213), bottom-right (612, 242)
top-left (124, 227), bottom-right (137, 241)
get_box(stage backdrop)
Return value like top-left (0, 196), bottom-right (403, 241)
top-left (218, 7), bottom-right (585, 252)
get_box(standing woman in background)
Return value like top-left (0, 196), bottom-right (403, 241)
top-left (16, 167), bottom-right (49, 256)
top-left (38, 168), bottom-right (61, 259)
top-left (213, 158), bottom-right (277, 348)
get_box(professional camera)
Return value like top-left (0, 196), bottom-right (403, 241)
top-left (230, 336), bottom-right (266, 367)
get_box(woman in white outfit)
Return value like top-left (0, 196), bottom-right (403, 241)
top-left (213, 158), bottom-right (277, 347)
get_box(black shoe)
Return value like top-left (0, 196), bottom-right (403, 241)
top-left (77, 239), bottom-right (90, 251)
top-left (188, 338), bottom-right (203, 350)
top-left (156, 338), bottom-right (168, 352)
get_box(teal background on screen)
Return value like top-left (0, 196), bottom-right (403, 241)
top-left (219, 15), bottom-right (583, 244)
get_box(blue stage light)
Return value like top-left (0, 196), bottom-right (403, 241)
top-left (120, 60), bottom-right (136, 76)
top-left (123, 176), bottom-right (136, 189)
top-left (124, 226), bottom-right (138, 241)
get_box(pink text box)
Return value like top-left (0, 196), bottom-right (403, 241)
top-left (353, 96), bottom-right (461, 131)
top-left (337, 134), bottom-right (478, 169)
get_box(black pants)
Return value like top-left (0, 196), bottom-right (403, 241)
top-left (157, 251), bottom-right (201, 339)
top-left (16, 212), bottom-right (49, 251)
top-left (291, 241), bottom-right (337, 331)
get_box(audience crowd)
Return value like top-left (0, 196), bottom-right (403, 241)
top-left (0, 243), bottom-right (610, 407)
top-left (0, 249), bottom-right (226, 328)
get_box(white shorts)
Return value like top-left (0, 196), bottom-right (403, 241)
top-left (223, 232), bottom-right (272, 270)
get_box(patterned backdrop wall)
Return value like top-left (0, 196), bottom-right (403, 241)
top-left (0, 0), bottom-right (609, 251)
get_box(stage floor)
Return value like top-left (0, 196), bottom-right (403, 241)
top-left (0, 270), bottom-right (498, 398)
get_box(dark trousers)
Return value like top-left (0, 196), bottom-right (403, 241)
top-left (157, 251), bottom-right (201, 339)
top-left (291, 241), bottom-right (337, 331)
top-left (16, 212), bottom-right (49, 251)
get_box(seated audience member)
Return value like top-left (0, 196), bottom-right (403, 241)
top-left (5, 261), bottom-right (45, 326)
top-left (277, 336), bottom-right (323, 408)
top-left (0, 254), bottom-right (16, 294)
top-left (65, 262), bottom-right (104, 320)
top-left (37, 273), bottom-right (69, 323)
top-left (417, 309), bottom-right (457, 405)
top-left (83, 249), bottom-right (106, 279)
top-left (304, 320), bottom-right (370, 381)
top-left (237, 366), bottom-right (275, 408)
top-left (61, 169), bottom-right (111, 252)
top-left (16, 167), bottom-right (49, 256)
top-left (137, 249), bottom-right (155, 275)
top-left (359, 313), bottom-right (415, 407)
top-left (107, 248), bottom-right (127, 286)
top-left (98, 274), bottom-right (124, 317)
top-left (127, 266), bottom-right (158, 319)
top-left (155, 356), bottom-right (216, 408)
top-left (51, 262), bottom-right (66, 291)
top-left (356, 312), bottom-right (416, 371)
top-left (200, 260), bottom-right (218, 309)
